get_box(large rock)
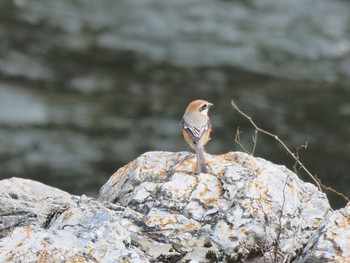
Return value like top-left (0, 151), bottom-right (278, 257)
top-left (0, 178), bottom-right (148, 263)
top-left (0, 178), bottom-right (74, 238)
top-left (98, 151), bottom-right (331, 262)
top-left (0, 152), bottom-right (348, 262)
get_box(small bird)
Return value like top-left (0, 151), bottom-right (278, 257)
top-left (181, 100), bottom-right (213, 174)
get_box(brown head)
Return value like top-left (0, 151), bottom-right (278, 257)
top-left (185, 100), bottom-right (214, 116)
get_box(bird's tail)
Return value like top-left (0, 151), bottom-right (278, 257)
top-left (195, 145), bottom-right (207, 174)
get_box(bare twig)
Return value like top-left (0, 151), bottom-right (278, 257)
top-left (252, 129), bottom-right (258, 156)
top-left (235, 127), bottom-right (258, 156)
top-left (235, 127), bottom-right (251, 155)
top-left (282, 253), bottom-right (292, 263)
top-left (273, 176), bottom-right (290, 263)
top-left (231, 99), bottom-right (322, 191)
top-left (293, 142), bottom-right (308, 174)
top-left (231, 99), bottom-right (350, 204)
top-left (315, 175), bottom-right (350, 204)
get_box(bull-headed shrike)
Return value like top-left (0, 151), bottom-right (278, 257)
top-left (181, 100), bottom-right (213, 174)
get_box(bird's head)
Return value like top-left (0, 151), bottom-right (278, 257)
top-left (186, 100), bottom-right (214, 116)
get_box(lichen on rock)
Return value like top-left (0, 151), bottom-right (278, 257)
top-left (98, 151), bottom-right (331, 262)
top-left (0, 151), bottom-right (348, 262)
top-left (296, 203), bottom-right (350, 263)
top-left (0, 178), bottom-right (148, 263)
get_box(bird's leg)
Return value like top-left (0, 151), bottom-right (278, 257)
top-left (195, 145), bottom-right (207, 174)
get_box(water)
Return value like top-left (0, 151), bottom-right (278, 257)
top-left (1, 0), bottom-right (350, 209)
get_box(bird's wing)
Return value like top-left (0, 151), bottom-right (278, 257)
top-left (181, 118), bottom-right (211, 143)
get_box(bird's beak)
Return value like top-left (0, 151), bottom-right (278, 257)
top-left (208, 103), bottom-right (214, 108)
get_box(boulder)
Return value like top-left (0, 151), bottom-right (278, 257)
top-left (1, 151), bottom-right (348, 262)
top-left (0, 178), bottom-right (148, 263)
top-left (98, 151), bottom-right (330, 262)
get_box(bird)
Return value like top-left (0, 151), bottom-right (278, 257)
top-left (181, 99), bottom-right (213, 174)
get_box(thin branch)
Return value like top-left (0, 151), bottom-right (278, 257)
top-left (235, 127), bottom-right (252, 154)
top-left (231, 99), bottom-right (321, 191)
top-left (315, 175), bottom-right (350, 204)
top-left (252, 129), bottom-right (258, 156)
top-left (235, 127), bottom-right (258, 156)
top-left (293, 142), bottom-right (308, 174)
top-left (273, 176), bottom-right (289, 263)
top-left (231, 99), bottom-right (350, 204)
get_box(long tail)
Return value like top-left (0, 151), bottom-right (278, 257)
top-left (195, 145), bottom-right (207, 174)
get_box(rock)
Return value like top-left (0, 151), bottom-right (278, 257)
top-left (98, 151), bottom-right (331, 262)
top-left (0, 177), bottom-right (74, 238)
top-left (295, 204), bottom-right (350, 263)
top-left (1, 151), bottom-right (348, 262)
top-left (0, 178), bottom-right (148, 263)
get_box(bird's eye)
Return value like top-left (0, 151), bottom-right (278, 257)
top-left (200, 104), bottom-right (207, 111)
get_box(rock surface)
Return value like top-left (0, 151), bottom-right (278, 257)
top-left (0, 151), bottom-right (349, 262)
top-left (0, 178), bottom-right (148, 263)
top-left (99, 151), bottom-right (331, 262)
top-left (296, 204), bottom-right (350, 263)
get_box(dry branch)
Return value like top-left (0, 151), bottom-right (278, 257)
top-left (231, 99), bottom-right (350, 204)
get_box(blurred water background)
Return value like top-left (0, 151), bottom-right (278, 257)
top-left (1, 0), bottom-right (350, 208)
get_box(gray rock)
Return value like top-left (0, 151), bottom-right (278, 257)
top-left (295, 204), bottom-right (350, 263)
top-left (0, 177), bottom-right (74, 238)
top-left (98, 151), bottom-right (331, 262)
top-left (1, 151), bottom-right (348, 262)
top-left (0, 178), bottom-right (148, 263)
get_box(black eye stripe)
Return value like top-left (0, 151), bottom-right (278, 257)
top-left (200, 104), bottom-right (207, 111)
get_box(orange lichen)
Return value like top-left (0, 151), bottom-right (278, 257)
top-left (178, 222), bottom-right (200, 232)
top-left (176, 155), bottom-right (196, 173)
top-left (334, 247), bottom-right (343, 257)
top-left (239, 227), bottom-right (246, 233)
top-left (290, 185), bottom-right (295, 192)
top-left (158, 169), bottom-right (168, 176)
top-left (41, 241), bottom-right (48, 248)
top-left (199, 189), bottom-right (208, 197)
top-left (204, 197), bottom-right (219, 205)
top-left (62, 210), bottom-right (75, 221)
top-left (70, 255), bottom-right (91, 263)
top-left (123, 222), bottom-right (133, 230)
top-left (146, 217), bottom-right (176, 228)
top-left (15, 226), bottom-right (33, 248)
top-left (335, 257), bottom-right (350, 263)
top-left (335, 217), bottom-right (350, 229)
top-left (161, 218), bottom-right (176, 228)
top-left (24, 226), bottom-right (32, 236)
top-left (38, 250), bottom-right (48, 263)
top-left (113, 162), bottom-right (132, 180)
top-left (5, 252), bottom-right (14, 262)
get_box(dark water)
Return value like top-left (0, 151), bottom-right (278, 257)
top-left (1, 0), bottom-right (350, 209)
